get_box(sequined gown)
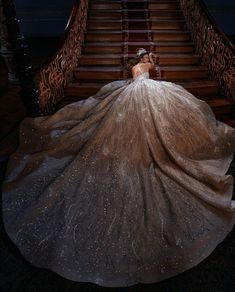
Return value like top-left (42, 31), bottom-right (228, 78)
top-left (2, 72), bottom-right (235, 287)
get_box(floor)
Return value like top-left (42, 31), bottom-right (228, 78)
top-left (0, 38), bottom-right (235, 292)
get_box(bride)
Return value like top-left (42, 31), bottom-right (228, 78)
top-left (2, 48), bottom-right (235, 287)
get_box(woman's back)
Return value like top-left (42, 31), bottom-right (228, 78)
top-left (131, 63), bottom-right (150, 79)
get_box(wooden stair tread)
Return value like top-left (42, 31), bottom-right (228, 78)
top-left (91, 2), bottom-right (180, 6)
top-left (90, 11), bottom-right (182, 15)
top-left (178, 80), bottom-right (218, 88)
top-left (79, 54), bottom-right (200, 64)
top-left (80, 53), bottom-right (198, 58)
top-left (89, 16), bottom-right (184, 21)
top-left (91, 1), bottom-right (179, 4)
top-left (89, 9), bottom-right (182, 13)
top-left (85, 41), bottom-right (193, 46)
top-left (76, 65), bottom-right (208, 71)
top-left (207, 98), bottom-right (235, 107)
top-left (67, 83), bottom-right (104, 88)
top-left (162, 65), bottom-right (207, 71)
top-left (76, 67), bottom-right (121, 72)
top-left (88, 19), bottom-right (185, 23)
top-left (93, 0), bottom-right (179, 2)
top-left (87, 29), bottom-right (190, 34)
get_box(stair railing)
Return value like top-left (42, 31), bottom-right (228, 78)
top-left (179, 0), bottom-right (235, 99)
top-left (36, 0), bottom-right (89, 114)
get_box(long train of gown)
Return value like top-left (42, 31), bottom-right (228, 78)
top-left (2, 72), bottom-right (235, 287)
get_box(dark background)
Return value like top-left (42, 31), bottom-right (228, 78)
top-left (12, 0), bottom-right (235, 69)
top-left (14, 0), bottom-right (235, 37)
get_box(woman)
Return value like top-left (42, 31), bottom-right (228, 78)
top-left (2, 48), bottom-right (235, 287)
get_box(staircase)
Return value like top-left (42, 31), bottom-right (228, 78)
top-left (60, 0), bottom-right (235, 126)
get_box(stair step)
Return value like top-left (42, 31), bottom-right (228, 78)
top-left (153, 31), bottom-right (190, 41)
top-left (79, 55), bottom-right (122, 66)
top-left (88, 10), bottom-right (122, 19)
top-left (126, 42), bottom-right (194, 53)
top-left (86, 30), bottom-right (191, 42)
top-left (90, 3), bottom-right (121, 10)
top-left (88, 9), bottom-right (184, 22)
top-left (87, 21), bottom-right (122, 30)
top-left (89, 9), bottom-right (183, 20)
top-left (152, 20), bottom-right (186, 30)
top-left (90, 1), bottom-right (180, 10)
top-left (79, 54), bottom-right (200, 66)
top-left (87, 20), bottom-right (186, 30)
top-left (177, 81), bottom-right (219, 97)
top-left (92, 0), bottom-right (179, 2)
top-left (84, 43), bottom-right (123, 54)
top-left (150, 10), bottom-right (183, 18)
top-left (74, 67), bottom-right (122, 80)
top-left (207, 98), bottom-right (235, 116)
top-left (83, 42), bottom-right (195, 54)
top-left (159, 54), bottom-right (200, 65)
top-left (155, 42), bottom-right (194, 53)
top-left (86, 32), bottom-right (123, 42)
top-left (161, 66), bottom-right (209, 80)
top-left (149, 3), bottom-right (180, 10)
top-left (74, 65), bottom-right (208, 82)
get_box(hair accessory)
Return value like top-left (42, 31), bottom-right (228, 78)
top-left (136, 48), bottom-right (148, 57)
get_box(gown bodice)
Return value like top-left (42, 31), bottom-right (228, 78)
top-left (132, 71), bottom-right (150, 81)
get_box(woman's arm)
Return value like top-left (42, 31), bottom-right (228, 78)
top-left (148, 52), bottom-right (155, 70)
top-left (149, 52), bottom-right (162, 79)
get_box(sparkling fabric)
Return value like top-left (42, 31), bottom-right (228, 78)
top-left (2, 72), bottom-right (235, 287)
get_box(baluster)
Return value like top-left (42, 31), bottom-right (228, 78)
top-left (179, 0), bottom-right (235, 99)
top-left (37, 0), bottom-right (88, 114)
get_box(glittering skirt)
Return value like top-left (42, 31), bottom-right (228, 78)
top-left (2, 75), bottom-right (235, 287)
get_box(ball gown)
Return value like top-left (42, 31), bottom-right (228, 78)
top-left (2, 72), bottom-right (235, 287)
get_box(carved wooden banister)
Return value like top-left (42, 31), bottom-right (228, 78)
top-left (179, 0), bottom-right (235, 99)
top-left (36, 0), bottom-right (89, 114)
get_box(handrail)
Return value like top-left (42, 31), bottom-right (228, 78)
top-left (179, 0), bottom-right (235, 99)
top-left (36, 0), bottom-right (89, 114)
top-left (34, 3), bottom-right (79, 73)
top-left (198, 0), bottom-right (235, 52)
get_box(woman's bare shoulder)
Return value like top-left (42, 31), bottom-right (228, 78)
top-left (132, 63), bottom-right (149, 71)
